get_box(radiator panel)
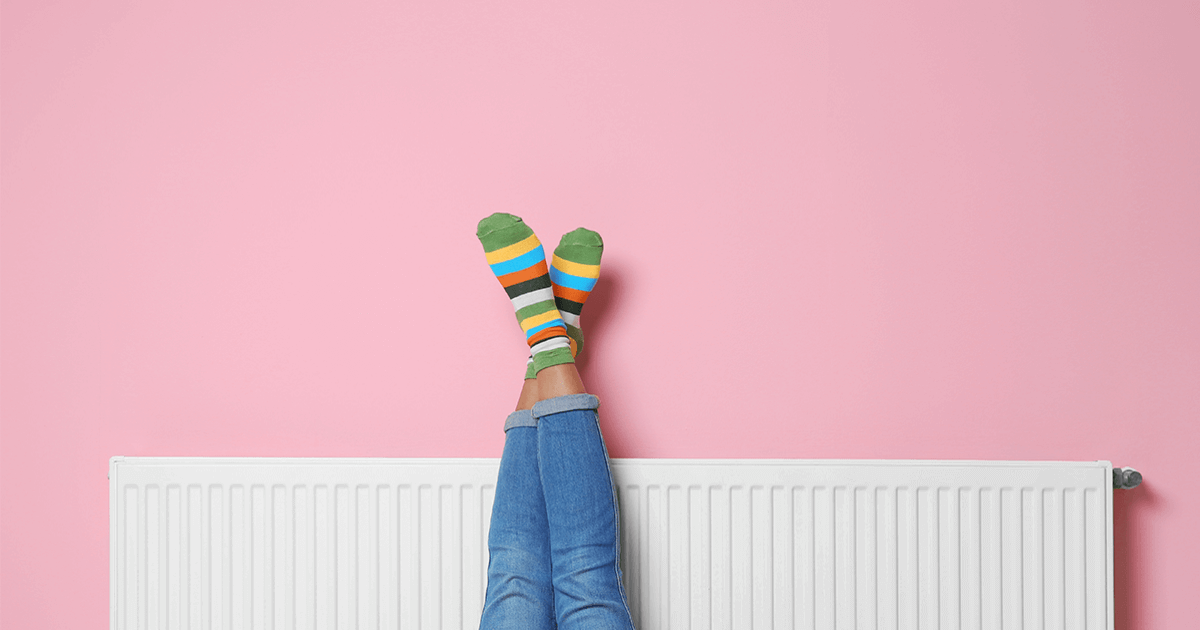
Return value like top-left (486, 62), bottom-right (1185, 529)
top-left (111, 458), bottom-right (1113, 629)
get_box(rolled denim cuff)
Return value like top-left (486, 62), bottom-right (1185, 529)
top-left (531, 393), bottom-right (600, 419)
top-left (503, 409), bottom-right (537, 432)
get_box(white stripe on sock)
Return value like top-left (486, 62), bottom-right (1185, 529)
top-left (530, 336), bottom-right (570, 355)
top-left (510, 287), bottom-right (556, 311)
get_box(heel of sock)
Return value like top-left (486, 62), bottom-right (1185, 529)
top-left (564, 324), bottom-right (584, 357)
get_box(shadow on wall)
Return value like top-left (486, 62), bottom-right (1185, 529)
top-left (573, 259), bottom-right (623, 377)
top-left (570, 261), bottom-right (638, 454)
top-left (1113, 481), bottom-right (1156, 630)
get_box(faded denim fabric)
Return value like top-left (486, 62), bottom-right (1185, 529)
top-left (480, 395), bottom-right (634, 630)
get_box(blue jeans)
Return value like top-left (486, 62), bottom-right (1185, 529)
top-left (480, 394), bottom-right (635, 630)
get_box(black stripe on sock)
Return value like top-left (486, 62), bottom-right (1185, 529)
top-left (555, 297), bottom-right (584, 316)
top-left (504, 274), bottom-right (552, 299)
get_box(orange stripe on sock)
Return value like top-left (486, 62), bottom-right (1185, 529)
top-left (553, 285), bottom-right (590, 304)
top-left (527, 326), bottom-right (568, 346)
top-left (498, 261), bottom-right (548, 288)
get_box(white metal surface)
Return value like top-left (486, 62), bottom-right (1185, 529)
top-left (111, 458), bottom-right (1113, 629)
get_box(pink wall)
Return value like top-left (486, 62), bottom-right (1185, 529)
top-left (2, 1), bottom-right (1197, 627)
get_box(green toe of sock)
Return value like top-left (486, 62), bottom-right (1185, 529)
top-left (476, 213), bottom-right (526, 239)
top-left (559, 227), bottom-right (603, 249)
top-left (554, 228), bottom-right (603, 266)
top-left (477, 213), bottom-right (536, 251)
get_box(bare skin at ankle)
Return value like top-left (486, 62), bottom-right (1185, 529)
top-left (535, 363), bottom-right (587, 400)
top-left (515, 376), bottom-right (539, 411)
top-left (515, 362), bottom-right (587, 411)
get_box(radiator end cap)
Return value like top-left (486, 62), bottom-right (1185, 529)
top-left (1114, 467), bottom-right (1143, 489)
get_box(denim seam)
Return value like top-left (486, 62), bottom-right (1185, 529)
top-left (596, 421), bottom-right (636, 625)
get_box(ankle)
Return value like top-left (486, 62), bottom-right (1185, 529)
top-left (535, 364), bottom-right (587, 400)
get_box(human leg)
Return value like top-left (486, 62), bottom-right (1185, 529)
top-left (479, 378), bottom-right (555, 630)
top-left (534, 365), bottom-right (635, 630)
top-left (476, 215), bottom-right (564, 629)
top-left (477, 215), bottom-right (630, 629)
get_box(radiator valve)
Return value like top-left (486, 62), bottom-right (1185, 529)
top-left (1113, 467), bottom-right (1142, 489)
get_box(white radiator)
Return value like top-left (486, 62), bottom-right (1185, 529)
top-left (110, 457), bottom-right (1114, 630)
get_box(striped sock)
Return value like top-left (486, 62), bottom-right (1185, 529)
top-left (477, 213), bottom-right (575, 374)
top-left (523, 227), bottom-right (603, 379)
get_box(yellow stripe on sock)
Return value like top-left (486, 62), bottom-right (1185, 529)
top-left (486, 233), bottom-right (541, 264)
top-left (520, 309), bottom-right (561, 332)
top-left (551, 255), bottom-right (600, 278)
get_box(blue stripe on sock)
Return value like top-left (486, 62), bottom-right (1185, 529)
top-left (489, 245), bottom-right (546, 277)
top-left (525, 318), bottom-right (566, 338)
top-left (549, 266), bottom-right (597, 291)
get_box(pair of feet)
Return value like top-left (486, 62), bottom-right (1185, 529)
top-left (476, 213), bottom-right (603, 380)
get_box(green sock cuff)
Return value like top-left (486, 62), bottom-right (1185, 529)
top-left (524, 359), bottom-right (536, 380)
top-left (532, 347), bottom-right (575, 374)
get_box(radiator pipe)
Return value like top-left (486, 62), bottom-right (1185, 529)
top-left (1113, 467), bottom-right (1142, 489)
